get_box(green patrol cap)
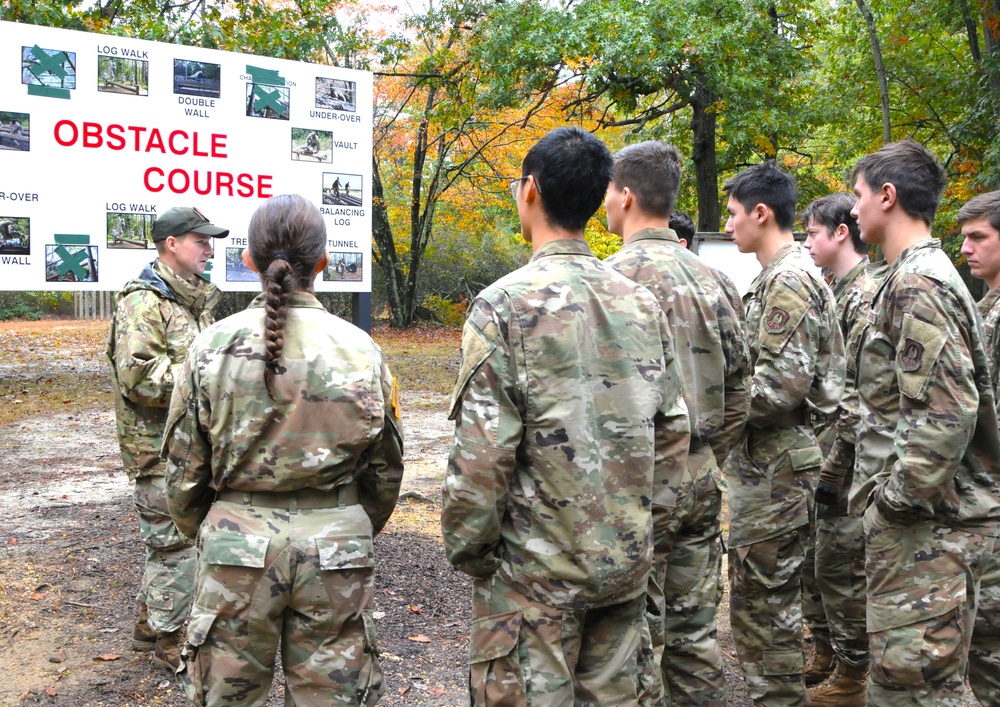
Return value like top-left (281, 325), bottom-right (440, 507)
top-left (152, 207), bottom-right (229, 242)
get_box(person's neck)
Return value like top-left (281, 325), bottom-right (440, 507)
top-left (832, 251), bottom-right (867, 280)
top-left (755, 229), bottom-right (795, 268)
top-left (529, 224), bottom-right (586, 252)
top-left (623, 214), bottom-right (669, 244)
top-left (879, 216), bottom-right (933, 263)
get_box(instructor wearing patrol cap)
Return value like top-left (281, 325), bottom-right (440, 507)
top-left (106, 206), bottom-right (227, 673)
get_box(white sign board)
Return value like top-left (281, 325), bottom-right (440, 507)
top-left (0, 20), bottom-right (373, 292)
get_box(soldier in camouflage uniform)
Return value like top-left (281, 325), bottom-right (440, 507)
top-left (957, 190), bottom-right (1000, 705)
top-left (801, 193), bottom-right (887, 705)
top-left (850, 140), bottom-right (1000, 706)
top-left (442, 127), bottom-right (690, 706)
top-left (164, 195), bottom-right (403, 706)
top-left (722, 162), bottom-right (845, 706)
top-left (604, 141), bottom-right (750, 707)
top-left (107, 206), bottom-right (227, 671)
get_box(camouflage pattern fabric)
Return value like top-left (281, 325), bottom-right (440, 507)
top-left (107, 259), bottom-right (219, 634)
top-left (725, 243), bottom-right (845, 706)
top-left (469, 572), bottom-right (646, 706)
top-left (852, 239), bottom-right (1000, 703)
top-left (134, 476), bottom-right (197, 633)
top-left (182, 501), bottom-right (384, 706)
top-left (812, 258), bottom-right (886, 669)
top-left (442, 238), bottom-right (690, 702)
top-left (107, 259), bottom-right (220, 481)
top-left (970, 285), bottom-right (1000, 705)
top-left (164, 291), bottom-right (403, 704)
top-left (606, 227), bottom-right (749, 706)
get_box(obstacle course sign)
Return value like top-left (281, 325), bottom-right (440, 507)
top-left (0, 21), bottom-right (373, 292)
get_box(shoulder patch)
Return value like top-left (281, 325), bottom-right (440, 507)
top-left (898, 338), bottom-right (924, 373)
top-left (764, 306), bottom-right (790, 335)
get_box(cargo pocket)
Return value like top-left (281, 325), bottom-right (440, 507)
top-left (469, 610), bottom-right (526, 706)
top-left (449, 323), bottom-right (495, 421)
top-left (179, 605), bottom-right (219, 707)
top-left (357, 611), bottom-right (385, 707)
top-left (146, 587), bottom-right (174, 614)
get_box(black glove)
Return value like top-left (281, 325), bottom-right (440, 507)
top-left (815, 481), bottom-right (839, 507)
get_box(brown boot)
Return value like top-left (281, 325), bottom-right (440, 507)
top-left (804, 638), bottom-right (836, 686)
top-left (806, 660), bottom-right (868, 706)
top-left (132, 603), bottom-right (156, 652)
top-left (152, 631), bottom-right (183, 673)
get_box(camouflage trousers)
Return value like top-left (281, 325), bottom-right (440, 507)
top-left (726, 426), bottom-right (819, 706)
top-left (814, 510), bottom-right (868, 667)
top-left (802, 419), bottom-right (835, 648)
top-left (134, 476), bottom-right (196, 633)
top-left (469, 571), bottom-right (645, 706)
top-left (864, 502), bottom-right (995, 706)
top-left (970, 554), bottom-right (1000, 706)
top-left (181, 499), bottom-right (383, 707)
top-left (642, 447), bottom-right (726, 707)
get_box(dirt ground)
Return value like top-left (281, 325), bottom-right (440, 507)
top-left (1, 320), bottom-right (979, 706)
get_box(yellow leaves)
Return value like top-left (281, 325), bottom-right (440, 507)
top-left (584, 216), bottom-right (622, 260)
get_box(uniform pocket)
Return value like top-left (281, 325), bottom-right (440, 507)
top-left (449, 323), bottom-right (496, 421)
top-left (146, 587), bottom-right (174, 613)
top-left (315, 534), bottom-right (375, 571)
top-left (357, 611), bottom-right (385, 707)
top-left (468, 609), bottom-right (526, 706)
top-left (179, 605), bottom-right (219, 707)
top-left (201, 530), bottom-right (269, 568)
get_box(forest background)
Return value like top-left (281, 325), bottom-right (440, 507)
top-left (2, 0), bottom-right (999, 326)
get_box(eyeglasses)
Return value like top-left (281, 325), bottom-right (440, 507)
top-left (509, 176), bottom-right (540, 200)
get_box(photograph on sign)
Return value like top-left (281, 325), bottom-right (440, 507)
top-left (98, 56), bottom-right (149, 96)
top-left (246, 83), bottom-right (290, 120)
top-left (0, 217), bottom-right (30, 254)
top-left (107, 213), bottom-right (154, 249)
top-left (291, 128), bottom-right (332, 163)
top-left (315, 78), bottom-right (355, 112)
top-left (46, 244), bottom-right (97, 283)
top-left (225, 247), bottom-right (259, 282)
top-left (324, 251), bottom-right (362, 282)
top-left (0, 111), bottom-right (29, 151)
top-left (21, 46), bottom-right (76, 90)
top-left (174, 59), bottom-right (220, 98)
top-left (322, 173), bottom-right (362, 206)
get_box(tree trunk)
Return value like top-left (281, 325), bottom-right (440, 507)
top-left (370, 158), bottom-right (410, 327)
top-left (690, 97), bottom-right (721, 232)
top-left (855, 0), bottom-right (891, 144)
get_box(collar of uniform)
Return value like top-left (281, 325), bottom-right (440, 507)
top-left (152, 258), bottom-right (219, 313)
top-left (628, 227), bottom-right (681, 245)
top-left (979, 285), bottom-right (1000, 313)
top-left (832, 256), bottom-right (870, 301)
top-left (529, 238), bottom-right (595, 261)
top-left (248, 290), bottom-right (327, 310)
top-left (894, 237), bottom-right (941, 264)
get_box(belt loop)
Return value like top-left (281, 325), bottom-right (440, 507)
top-left (289, 493), bottom-right (298, 514)
top-left (338, 486), bottom-right (346, 509)
top-left (242, 492), bottom-right (252, 506)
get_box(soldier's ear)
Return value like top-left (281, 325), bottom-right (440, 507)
top-left (754, 203), bottom-right (769, 225)
top-left (314, 252), bottom-right (329, 274)
top-left (881, 182), bottom-right (897, 211)
top-left (834, 223), bottom-right (851, 242)
top-left (241, 248), bottom-right (259, 272)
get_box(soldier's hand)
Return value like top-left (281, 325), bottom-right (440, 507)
top-left (815, 481), bottom-right (839, 507)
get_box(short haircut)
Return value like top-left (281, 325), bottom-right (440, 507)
top-left (670, 211), bottom-right (695, 243)
top-left (957, 190), bottom-right (1000, 233)
top-left (801, 193), bottom-right (865, 254)
top-left (612, 141), bottom-right (682, 218)
top-left (723, 161), bottom-right (797, 232)
top-left (850, 139), bottom-right (946, 226)
top-left (521, 126), bottom-right (613, 232)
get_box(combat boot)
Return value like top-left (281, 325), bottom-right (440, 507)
top-left (804, 638), bottom-right (836, 685)
top-left (132, 603), bottom-right (156, 651)
top-left (153, 630), bottom-right (183, 673)
top-left (806, 660), bottom-right (867, 706)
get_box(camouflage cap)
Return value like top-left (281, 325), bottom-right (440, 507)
top-left (152, 207), bottom-right (229, 242)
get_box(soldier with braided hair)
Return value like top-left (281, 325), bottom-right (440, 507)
top-left (164, 194), bottom-right (404, 706)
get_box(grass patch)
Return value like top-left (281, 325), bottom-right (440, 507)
top-left (373, 323), bottom-right (460, 398)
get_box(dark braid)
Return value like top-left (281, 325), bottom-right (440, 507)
top-left (246, 195), bottom-right (328, 400)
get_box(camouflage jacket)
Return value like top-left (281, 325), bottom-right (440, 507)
top-left (852, 239), bottom-right (1000, 532)
top-left (726, 243), bottom-right (845, 546)
top-left (605, 227), bottom-right (750, 490)
top-left (163, 292), bottom-right (404, 540)
top-left (821, 258), bottom-right (888, 502)
top-left (107, 259), bottom-right (220, 480)
top-left (978, 286), bottom-right (1000, 401)
top-left (442, 238), bottom-right (690, 609)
